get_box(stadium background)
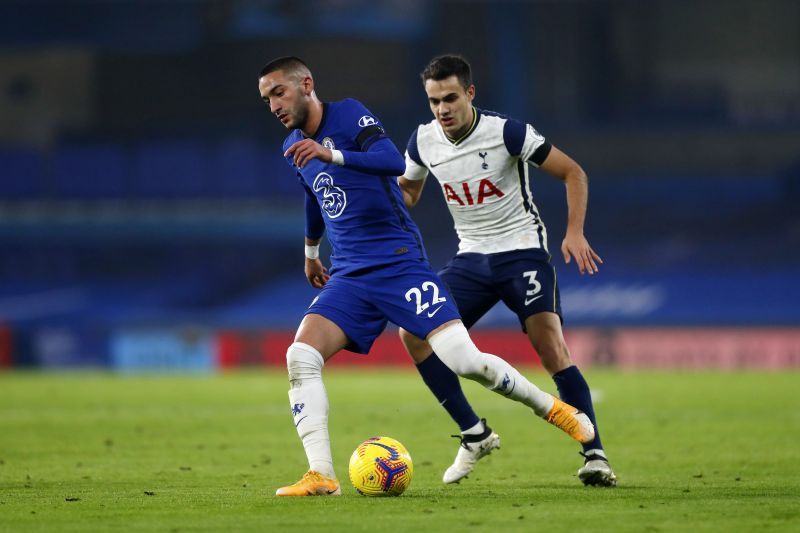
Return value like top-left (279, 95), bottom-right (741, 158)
top-left (0, 0), bottom-right (798, 372)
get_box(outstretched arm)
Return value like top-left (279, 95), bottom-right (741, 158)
top-left (538, 145), bottom-right (603, 275)
top-left (284, 137), bottom-right (405, 177)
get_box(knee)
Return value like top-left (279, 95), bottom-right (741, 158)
top-left (399, 328), bottom-right (433, 364)
top-left (427, 323), bottom-right (486, 378)
top-left (286, 342), bottom-right (324, 387)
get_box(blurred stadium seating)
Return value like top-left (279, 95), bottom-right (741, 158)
top-left (1, 0), bottom-right (798, 369)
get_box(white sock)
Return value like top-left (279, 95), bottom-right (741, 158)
top-left (584, 448), bottom-right (607, 460)
top-left (462, 419), bottom-right (485, 436)
top-left (428, 323), bottom-right (555, 416)
top-left (286, 342), bottom-right (335, 479)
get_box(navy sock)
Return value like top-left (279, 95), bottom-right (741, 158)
top-left (415, 352), bottom-right (481, 431)
top-left (553, 365), bottom-right (604, 453)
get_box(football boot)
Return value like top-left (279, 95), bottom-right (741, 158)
top-left (275, 470), bottom-right (341, 496)
top-left (443, 419), bottom-right (501, 484)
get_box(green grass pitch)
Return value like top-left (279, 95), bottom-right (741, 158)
top-left (1, 369), bottom-right (799, 532)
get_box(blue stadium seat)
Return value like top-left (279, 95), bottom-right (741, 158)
top-left (212, 140), bottom-right (301, 198)
top-left (261, 147), bottom-right (301, 196)
top-left (133, 141), bottom-right (212, 198)
top-left (0, 149), bottom-right (45, 199)
top-left (52, 145), bottom-right (131, 199)
top-left (212, 140), bottom-right (265, 197)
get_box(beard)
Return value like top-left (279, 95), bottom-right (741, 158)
top-left (289, 103), bottom-right (309, 131)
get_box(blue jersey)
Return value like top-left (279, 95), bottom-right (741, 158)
top-left (283, 98), bottom-right (427, 276)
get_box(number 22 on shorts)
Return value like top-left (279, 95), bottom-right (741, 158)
top-left (405, 281), bottom-right (447, 317)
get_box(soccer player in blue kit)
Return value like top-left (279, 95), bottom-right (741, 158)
top-left (398, 55), bottom-right (617, 487)
top-left (258, 56), bottom-right (595, 496)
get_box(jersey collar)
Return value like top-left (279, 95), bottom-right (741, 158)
top-left (445, 106), bottom-right (480, 146)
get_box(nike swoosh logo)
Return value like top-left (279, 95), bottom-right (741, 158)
top-left (524, 295), bottom-right (543, 306)
top-left (294, 415), bottom-right (308, 427)
top-left (427, 305), bottom-right (444, 318)
top-left (429, 161), bottom-right (445, 167)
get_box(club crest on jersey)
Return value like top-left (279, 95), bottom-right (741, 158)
top-left (313, 172), bottom-right (347, 218)
top-left (478, 151), bottom-right (488, 169)
top-left (322, 137), bottom-right (336, 150)
top-left (358, 115), bottom-right (377, 127)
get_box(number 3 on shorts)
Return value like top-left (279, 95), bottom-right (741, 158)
top-left (523, 270), bottom-right (542, 306)
top-left (405, 281), bottom-right (447, 316)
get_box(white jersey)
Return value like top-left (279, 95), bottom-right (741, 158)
top-left (403, 108), bottom-right (552, 255)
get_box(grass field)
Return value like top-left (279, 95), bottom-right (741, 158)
top-left (1, 369), bottom-right (799, 532)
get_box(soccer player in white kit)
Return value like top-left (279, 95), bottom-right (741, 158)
top-left (399, 55), bottom-right (617, 487)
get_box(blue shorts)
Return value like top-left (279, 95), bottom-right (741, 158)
top-left (305, 261), bottom-right (461, 354)
top-left (438, 249), bottom-right (562, 331)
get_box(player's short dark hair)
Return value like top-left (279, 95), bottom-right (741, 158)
top-left (259, 56), bottom-right (312, 80)
top-left (421, 55), bottom-right (472, 89)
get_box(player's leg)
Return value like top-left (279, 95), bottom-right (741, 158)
top-left (525, 312), bottom-right (616, 486)
top-left (401, 329), bottom-right (481, 432)
top-left (399, 255), bottom-right (501, 483)
top-left (287, 314), bottom-right (347, 477)
top-left (401, 327), bottom-right (500, 484)
top-left (426, 320), bottom-right (594, 444)
top-left (277, 278), bottom-right (388, 496)
top-left (493, 250), bottom-right (615, 486)
top-left (404, 254), bottom-right (498, 433)
top-left (276, 313), bottom-right (348, 496)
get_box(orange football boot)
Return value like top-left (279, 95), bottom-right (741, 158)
top-left (545, 396), bottom-right (596, 443)
top-left (275, 470), bottom-right (341, 497)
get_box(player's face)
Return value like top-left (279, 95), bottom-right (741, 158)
top-left (424, 76), bottom-right (475, 139)
top-left (259, 70), bottom-right (311, 130)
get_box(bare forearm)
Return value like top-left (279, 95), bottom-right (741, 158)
top-left (564, 168), bottom-right (589, 234)
top-left (401, 186), bottom-right (420, 209)
top-left (397, 176), bottom-right (425, 209)
top-left (401, 189), bottom-right (414, 209)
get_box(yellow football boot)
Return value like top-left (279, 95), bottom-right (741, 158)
top-left (275, 470), bottom-right (341, 497)
top-left (545, 396), bottom-right (596, 444)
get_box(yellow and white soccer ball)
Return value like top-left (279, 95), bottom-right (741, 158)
top-left (348, 436), bottom-right (413, 496)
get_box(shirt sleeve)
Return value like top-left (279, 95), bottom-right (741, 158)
top-left (403, 128), bottom-right (428, 181)
top-left (335, 98), bottom-right (405, 176)
top-left (503, 118), bottom-right (552, 167)
top-left (341, 98), bottom-right (388, 151)
top-left (340, 137), bottom-right (405, 176)
top-left (301, 180), bottom-right (325, 240)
